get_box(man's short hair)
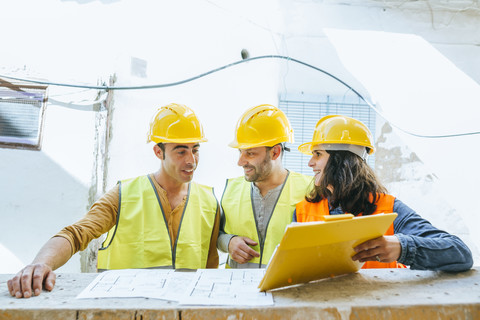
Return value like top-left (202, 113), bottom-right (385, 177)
top-left (266, 143), bottom-right (290, 157)
top-left (157, 142), bottom-right (165, 159)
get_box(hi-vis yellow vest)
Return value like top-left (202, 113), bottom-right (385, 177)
top-left (97, 175), bottom-right (218, 270)
top-left (222, 171), bottom-right (312, 267)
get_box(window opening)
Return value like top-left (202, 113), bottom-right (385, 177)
top-left (279, 94), bottom-right (376, 176)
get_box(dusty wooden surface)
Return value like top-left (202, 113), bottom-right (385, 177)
top-left (0, 268), bottom-right (479, 319)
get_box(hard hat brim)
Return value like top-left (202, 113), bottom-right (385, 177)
top-left (148, 136), bottom-right (208, 144)
top-left (229, 137), bottom-right (292, 149)
top-left (298, 141), bottom-right (375, 155)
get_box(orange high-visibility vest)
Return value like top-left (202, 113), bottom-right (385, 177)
top-left (295, 193), bottom-right (406, 269)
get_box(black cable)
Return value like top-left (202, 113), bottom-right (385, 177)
top-left (0, 55), bottom-right (330, 90)
top-left (1, 55), bottom-right (479, 138)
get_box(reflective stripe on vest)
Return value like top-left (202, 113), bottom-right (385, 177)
top-left (295, 194), bottom-right (406, 269)
top-left (222, 171), bottom-right (312, 267)
top-left (97, 175), bottom-right (218, 270)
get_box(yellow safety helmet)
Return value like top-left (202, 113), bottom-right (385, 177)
top-left (229, 104), bottom-right (294, 149)
top-left (147, 103), bottom-right (207, 144)
top-left (298, 115), bottom-right (375, 158)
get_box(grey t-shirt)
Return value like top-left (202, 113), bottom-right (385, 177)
top-left (217, 182), bottom-right (284, 268)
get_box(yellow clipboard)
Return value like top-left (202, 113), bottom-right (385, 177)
top-left (258, 212), bottom-right (397, 291)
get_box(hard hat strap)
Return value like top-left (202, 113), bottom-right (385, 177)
top-left (321, 143), bottom-right (368, 160)
top-left (281, 143), bottom-right (290, 152)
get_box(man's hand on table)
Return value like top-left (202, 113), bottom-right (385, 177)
top-left (7, 263), bottom-right (56, 298)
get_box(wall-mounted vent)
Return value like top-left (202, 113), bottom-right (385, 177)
top-left (0, 78), bottom-right (48, 150)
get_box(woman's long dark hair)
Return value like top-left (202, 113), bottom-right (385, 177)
top-left (306, 150), bottom-right (387, 216)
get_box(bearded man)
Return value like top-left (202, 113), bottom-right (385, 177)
top-left (217, 105), bottom-right (311, 268)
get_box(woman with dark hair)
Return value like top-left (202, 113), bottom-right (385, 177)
top-left (294, 115), bottom-right (473, 272)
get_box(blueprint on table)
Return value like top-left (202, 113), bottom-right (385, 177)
top-left (179, 268), bottom-right (273, 306)
top-left (76, 268), bottom-right (273, 306)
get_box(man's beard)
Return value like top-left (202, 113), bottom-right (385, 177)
top-left (244, 153), bottom-right (272, 182)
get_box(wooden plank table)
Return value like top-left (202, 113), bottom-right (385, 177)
top-left (0, 268), bottom-right (479, 319)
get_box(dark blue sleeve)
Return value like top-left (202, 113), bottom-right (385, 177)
top-left (393, 199), bottom-right (473, 272)
top-left (292, 209), bottom-right (297, 222)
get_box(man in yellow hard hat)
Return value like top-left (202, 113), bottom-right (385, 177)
top-left (218, 104), bottom-right (312, 268)
top-left (8, 103), bottom-right (220, 299)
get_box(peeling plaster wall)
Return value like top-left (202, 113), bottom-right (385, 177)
top-left (375, 122), bottom-right (478, 259)
top-left (79, 86), bottom-right (114, 273)
top-left (275, 0), bottom-right (480, 264)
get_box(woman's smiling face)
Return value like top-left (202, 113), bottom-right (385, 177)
top-left (308, 145), bottom-right (330, 186)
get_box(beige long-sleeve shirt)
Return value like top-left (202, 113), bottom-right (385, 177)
top-left (56, 174), bottom-right (220, 268)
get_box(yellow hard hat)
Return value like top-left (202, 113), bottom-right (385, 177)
top-left (147, 103), bottom-right (207, 144)
top-left (298, 115), bottom-right (375, 156)
top-left (229, 104), bottom-right (294, 149)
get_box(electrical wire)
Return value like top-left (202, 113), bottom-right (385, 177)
top-left (0, 56), bottom-right (355, 91)
top-left (1, 55), bottom-right (480, 139)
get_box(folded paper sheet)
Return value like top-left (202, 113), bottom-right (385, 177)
top-left (76, 268), bottom-right (273, 306)
top-left (258, 213), bottom-right (397, 291)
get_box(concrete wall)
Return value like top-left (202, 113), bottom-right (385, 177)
top-left (272, 0), bottom-right (480, 260)
top-left (0, 91), bottom-right (100, 273)
top-left (0, 0), bottom-right (479, 273)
